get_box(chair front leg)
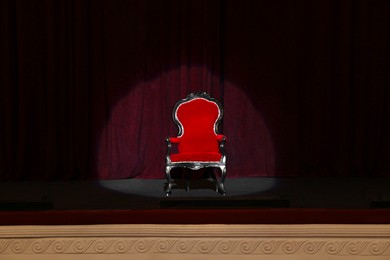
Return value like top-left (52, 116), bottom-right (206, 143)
top-left (165, 166), bottom-right (173, 196)
top-left (218, 165), bottom-right (227, 196)
top-left (210, 169), bottom-right (218, 192)
top-left (185, 169), bottom-right (191, 192)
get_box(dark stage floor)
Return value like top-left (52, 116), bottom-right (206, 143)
top-left (1, 177), bottom-right (389, 210)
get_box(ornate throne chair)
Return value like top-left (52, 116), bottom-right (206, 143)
top-left (165, 92), bottom-right (227, 196)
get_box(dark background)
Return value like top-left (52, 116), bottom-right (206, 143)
top-left (1, 0), bottom-right (389, 181)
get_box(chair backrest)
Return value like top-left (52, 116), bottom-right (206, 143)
top-left (173, 93), bottom-right (223, 154)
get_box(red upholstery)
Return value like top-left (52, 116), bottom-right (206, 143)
top-left (170, 152), bottom-right (222, 162)
top-left (170, 98), bottom-right (223, 162)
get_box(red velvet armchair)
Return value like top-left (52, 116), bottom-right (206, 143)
top-left (165, 92), bottom-right (227, 196)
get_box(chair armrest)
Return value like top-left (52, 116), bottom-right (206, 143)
top-left (169, 137), bottom-right (180, 143)
top-left (217, 135), bottom-right (227, 163)
top-left (165, 137), bottom-right (180, 163)
top-left (165, 138), bottom-right (172, 163)
top-left (217, 135), bottom-right (227, 142)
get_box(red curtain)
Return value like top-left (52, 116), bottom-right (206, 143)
top-left (1, 0), bottom-right (389, 180)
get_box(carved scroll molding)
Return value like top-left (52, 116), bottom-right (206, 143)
top-left (0, 224), bottom-right (389, 257)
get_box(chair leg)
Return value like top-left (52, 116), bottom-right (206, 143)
top-left (165, 166), bottom-right (173, 196)
top-left (218, 166), bottom-right (227, 196)
top-left (210, 169), bottom-right (218, 192)
top-left (185, 170), bottom-right (190, 192)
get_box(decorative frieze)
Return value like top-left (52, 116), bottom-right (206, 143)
top-left (0, 224), bottom-right (389, 257)
top-left (1, 238), bottom-right (390, 256)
